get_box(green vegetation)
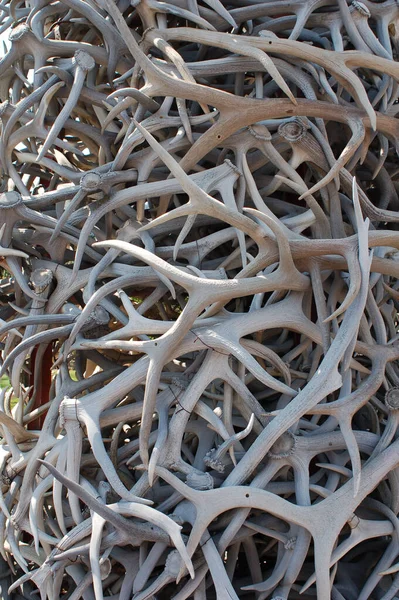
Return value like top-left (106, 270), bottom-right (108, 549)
top-left (0, 375), bottom-right (10, 389)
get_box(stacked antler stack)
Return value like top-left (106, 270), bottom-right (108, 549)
top-left (0, 0), bottom-right (398, 598)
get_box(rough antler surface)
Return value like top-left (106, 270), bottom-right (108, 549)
top-left (0, 0), bottom-right (398, 598)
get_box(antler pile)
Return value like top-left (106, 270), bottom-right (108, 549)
top-left (0, 0), bottom-right (399, 598)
